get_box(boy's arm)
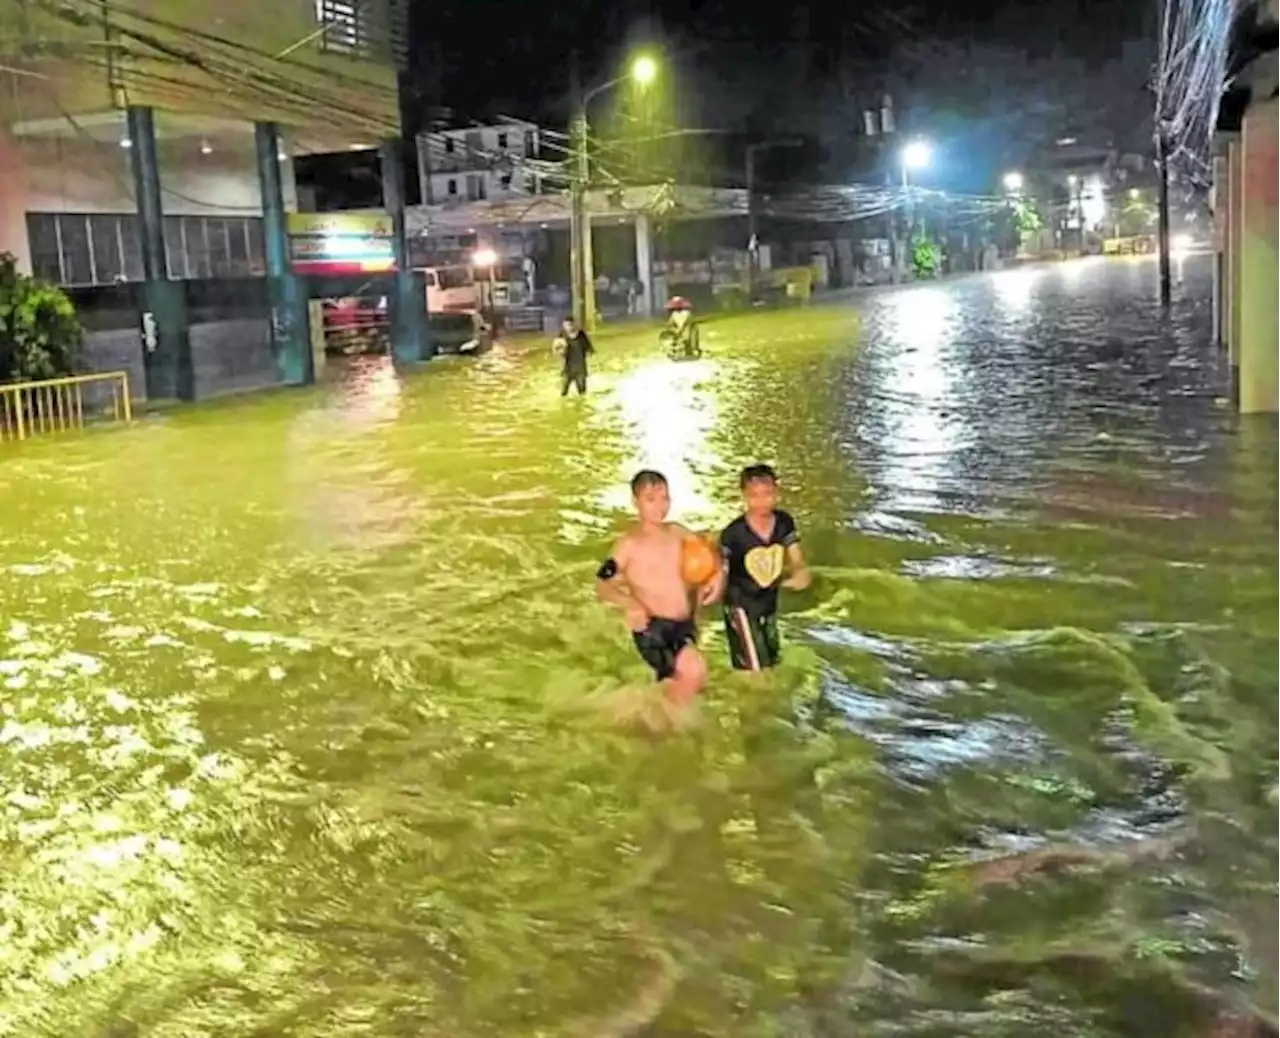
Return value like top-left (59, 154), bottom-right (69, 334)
top-left (700, 535), bottom-right (727, 605)
top-left (595, 539), bottom-right (648, 627)
top-left (781, 543), bottom-right (812, 590)
top-left (780, 518), bottom-right (812, 590)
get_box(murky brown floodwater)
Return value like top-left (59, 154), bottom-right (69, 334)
top-left (1, 255), bottom-right (1275, 1037)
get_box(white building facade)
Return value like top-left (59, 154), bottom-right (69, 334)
top-left (416, 120), bottom-right (546, 205)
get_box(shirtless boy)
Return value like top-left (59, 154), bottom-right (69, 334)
top-left (596, 470), bottom-right (713, 705)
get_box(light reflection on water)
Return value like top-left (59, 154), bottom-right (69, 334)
top-left (598, 356), bottom-right (724, 526)
top-left (0, 256), bottom-right (1276, 1037)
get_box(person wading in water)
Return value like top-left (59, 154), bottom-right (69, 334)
top-left (553, 316), bottom-right (595, 396)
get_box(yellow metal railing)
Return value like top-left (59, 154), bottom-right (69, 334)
top-left (0, 371), bottom-right (133, 443)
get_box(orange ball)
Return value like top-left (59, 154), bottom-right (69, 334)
top-left (681, 536), bottom-right (720, 586)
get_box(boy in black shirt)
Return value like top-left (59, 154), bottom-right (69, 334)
top-left (553, 316), bottom-right (594, 396)
top-left (718, 464), bottom-right (812, 671)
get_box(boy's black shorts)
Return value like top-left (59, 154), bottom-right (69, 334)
top-left (633, 616), bottom-right (698, 680)
top-left (724, 606), bottom-right (781, 671)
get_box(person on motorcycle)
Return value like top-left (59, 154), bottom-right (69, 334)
top-left (658, 296), bottom-right (701, 359)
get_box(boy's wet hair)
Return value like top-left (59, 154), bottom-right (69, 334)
top-left (630, 469), bottom-right (668, 495)
top-left (740, 463), bottom-right (778, 488)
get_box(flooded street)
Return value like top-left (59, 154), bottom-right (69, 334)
top-left (1, 255), bottom-right (1275, 1037)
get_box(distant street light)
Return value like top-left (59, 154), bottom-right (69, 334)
top-left (631, 54), bottom-right (658, 86)
top-left (572, 52), bottom-right (662, 331)
top-left (472, 248), bottom-right (498, 314)
top-left (897, 139), bottom-right (931, 284)
top-left (1128, 188), bottom-right (1141, 200)
top-left (901, 139), bottom-right (931, 181)
top-left (1002, 171), bottom-right (1024, 193)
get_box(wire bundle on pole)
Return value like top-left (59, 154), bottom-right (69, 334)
top-left (1154, 0), bottom-right (1238, 186)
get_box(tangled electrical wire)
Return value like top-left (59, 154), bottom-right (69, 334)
top-left (10, 0), bottom-right (1029, 231)
top-left (1155, 0), bottom-right (1238, 185)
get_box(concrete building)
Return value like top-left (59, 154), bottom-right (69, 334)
top-left (0, 0), bottom-right (403, 283)
top-left (404, 184), bottom-right (749, 317)
top-left (1212, 0), bottom-right (1278, 413)
top-left (416, 119), bottom-right (545, 205)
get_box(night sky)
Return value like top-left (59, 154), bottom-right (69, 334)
top-left (303, 0), bottom-right (1158, 207)
top-left (417, 0), bottom-right (1154, 120)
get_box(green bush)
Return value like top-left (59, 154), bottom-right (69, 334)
top-left (0, 252), bottom-right (83, 382)
top-left (911, 235), bottom-right (943, 278)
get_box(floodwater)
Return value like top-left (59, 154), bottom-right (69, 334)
top-left (1, 255), bottom-right (1275, 1038)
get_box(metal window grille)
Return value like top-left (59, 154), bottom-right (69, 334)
top-left (25, 213), bottom-right (266, 287)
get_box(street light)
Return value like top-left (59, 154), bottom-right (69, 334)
top-left (472, 248), bottom-right (497, 314)
top-left (900, 139), bottom-right (931, 185)
top-left (1002, 170), bottom-right (1024, 193)
top-left (897, 139), bottom-right (931, 284)
top-left (572, 52), bottom-right (661, 331)
top-left (631, 54), bottom-right (658, 87)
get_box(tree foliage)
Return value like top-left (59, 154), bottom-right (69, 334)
top-left (0, 253), bottom-right (83, 383)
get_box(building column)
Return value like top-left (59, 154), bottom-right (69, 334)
top-left (634, 212), bottom-right (654, 317)
top-left (380, 138), bottom-right (429, 362)
top-left (1237, 96), bottom-right (1278, 415)
top-left (1211, 147), bottom-right (1230, 352)
top-left (1228, 136), bottom-right (1245, 387)
top-left (126, 105), bottom-right (192, 400)
top-left (254, 122), bottom-right (312, 386)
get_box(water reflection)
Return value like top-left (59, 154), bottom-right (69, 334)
top-left (873, 287), bottom-right (969, 512)
top-left (600, 357), bottom-right (722, 524)
top-left (1, 256), bottom-right (1275, 1037)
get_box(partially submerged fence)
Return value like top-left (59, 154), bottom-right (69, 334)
top-left (0, 371), bottom-right (133, 442)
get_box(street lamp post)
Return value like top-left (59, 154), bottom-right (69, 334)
top-left (898, 138), bottom-right (931, 282)
top-left (472, 247), bottom-right (497, 317)
top-left (570, 54), bottom-right (658, 333)
top-left (745, 137), bottom-right (803, 299)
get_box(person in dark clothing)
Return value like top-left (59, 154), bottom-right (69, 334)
top-left (718, 464), bottom-right (812, 672)
top-left (553, 317), bottom-right (594, 396)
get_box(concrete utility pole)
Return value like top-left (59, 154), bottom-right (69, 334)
top-left (1156, 128), bottom-right (1173, 306)
top-left (569, 111), bottom-right (596, 332)
top-left (1154, 0), bottom-right (1173, 307)
top-left (745, 138), bottom-right (802, 299)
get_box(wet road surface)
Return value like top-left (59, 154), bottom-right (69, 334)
top-left (1, 254), bottom-right (1276, 1037)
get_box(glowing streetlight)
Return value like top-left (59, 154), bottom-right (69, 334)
top-left (472, 248), bottom-right (498, 314)
top-left (572, 53), bottom-right (662, 331)
top-left (901, 139), bottom-right (931, 172)
top-left (631, 54), bottom-right (658, 86)
top-left (1002, 170), bottom-right (1024, 193)
top-left (1128, 188), bottom-right (1141, 200)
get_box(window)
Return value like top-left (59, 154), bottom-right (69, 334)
top-left (497, 132), bottom-right (508, 149)
top-left (500, 174), bottom-right (512, 190)
top-left (316, 0), bottom-right (370, 56)
top-left (26, 212), bottom-right (265, 287)
top-left (447, 178), bottom-right (458, 196)
top-left (445, 137), bottom-right (456, 154)
top-left (437, 267), bottom-right (473, 290)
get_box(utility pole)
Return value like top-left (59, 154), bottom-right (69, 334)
top-left (1156, 128), bottom-right (1173, 306)
top-left (567, 53), bottom-right (597, 332)
top-left (570, 112), bottom-right (597, 331)
top-left (745, 138), bottom-right (802, 299)
top-left (1154, 0), bottom-right (1172, 307)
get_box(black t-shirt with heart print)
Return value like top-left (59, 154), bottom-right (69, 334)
top-left (720, 510), bottom-right (799, 617)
